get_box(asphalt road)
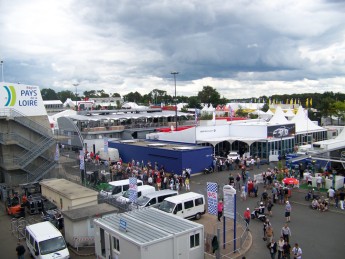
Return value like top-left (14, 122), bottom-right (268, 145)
top-left (1, 163), bottom-right (345, 259)
top-left (190, 164), bottom-right (345, 259)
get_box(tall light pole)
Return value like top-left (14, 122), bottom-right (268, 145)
top-left (1, 60), bottom-right (4, 82)
top-left (171, 71), bottom-right (179, 131)
top-left (73, 83), bottom-right (79, 110)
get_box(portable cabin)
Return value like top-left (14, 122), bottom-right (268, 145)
top-left (62, 203), bottom-right (118, 248)
top-left (94, 207), bottom-right (204, 259)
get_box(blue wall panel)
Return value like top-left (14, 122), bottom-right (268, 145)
top-left (109, 142), bottom-right (213, 175)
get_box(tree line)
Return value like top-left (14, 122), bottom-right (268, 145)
top-left (41, 86), bottom-right (345, 122)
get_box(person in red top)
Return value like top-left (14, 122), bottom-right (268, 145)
top-left (156, 175), bottom-right (162, 190)
top-left (244, 208), bottom-right (251, 230)
top-left (217, 200), bottom-right (223, 221)
top-left (247, 180), bottom-right (254, 197)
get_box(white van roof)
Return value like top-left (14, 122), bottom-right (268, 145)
top-left (137, 185), bottom-right (155, 192)
top-left (108, 179), bottom-right (143, 186)
top-left (141, 189), bottom-right (177, 199)
top-left (26, 221), bottom-right (62, 242)
top-left (164, 192), bottom-right (204, 203)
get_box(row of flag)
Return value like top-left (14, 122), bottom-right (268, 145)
top-left (269, 98), bottom-right (313, 107)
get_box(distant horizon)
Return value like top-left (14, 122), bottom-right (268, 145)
top-left (1, 1), bottom-right (344, 98)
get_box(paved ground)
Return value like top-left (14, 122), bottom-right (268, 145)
top-left (1, 162), bottom-right (345, 258)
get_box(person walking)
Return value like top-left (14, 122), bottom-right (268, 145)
top-left (263, 219), bottom-right (271, 241)
top-left (281, 224), bottom-right (292, 243)
top-left (291, 243), bottom-right (302, 259)
top-left (285, 201), bottom-right (292, 222)
top-left (16, 242), bottom-right (25, 259)
top-left (339, 189), bottom-right (345, 210)
top-left (217, 200), bottom-right (223, 222)
top-left (282, 240), bottom-right (291, 259)
top-left (277, 236), bottom-right (285, 259)
top-left (267, 239), bottom-right (277, 259)
top-left (184, 177), bottom-right (190, 191)
top-left (265, 225), bottom-right (274, 244)
top-left (244, 208), bottom-right (251, 230)
top-left (267, 198), bottom-right (274, 217)
top-left (241, 185), bottom-right (247, 201)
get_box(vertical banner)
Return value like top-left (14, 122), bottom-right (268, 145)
top-left (129, 177), bottom-right (138, 203)
top-left (223, 185), bottom-right (237, 251)
top-left (104, 137), bottom-right (108, 153)
top-left (223, 185), bottom-right (236, 219)
top-left (54, 143), bottom-right (60, 161)
top-left (207, 182), bottom-right (218, 215)
top-left (79, 150), bottom-right (85, 170)
top-left (228, 105), bottom-right (233, 121)
top-left (195, 108), bottom-right (198, 125)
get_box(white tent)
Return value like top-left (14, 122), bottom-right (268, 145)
top-left (268, 106), bottom-right (289, 125)
top-left (290, 106), bottom-right (325, 133)
top-left (284, 109), bottom-right (295, 120)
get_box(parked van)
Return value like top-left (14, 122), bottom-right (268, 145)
top-left (98, 147), bottom-right (119, 163)
top-left (99, 179), bottom-right (143, 198)
top-left (116, 185), bottom-right (156, 204)
top-left (157, 192), bottom-right (205, 220)
top-left (25, 221), bottom-right (70, 259)
top-left (132, 189), bottom-right (178, 209)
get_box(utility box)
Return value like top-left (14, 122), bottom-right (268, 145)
top-left (94, 207), bottom-right (204, 259)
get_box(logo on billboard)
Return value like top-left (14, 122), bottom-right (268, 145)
top-left (3, 85), bottom-right (17, 106)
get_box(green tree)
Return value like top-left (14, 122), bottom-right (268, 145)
top-left (318, 97), bottom-right (336, 121)
top-left (57, 90), bottom-right (75, 103)
top-left (97, 90), bottom-right (109, 97)
top-left (112, 93), bottom-right (121, 97)
top-left (197, 86), bottom-right (221, 106)
top-left (41, 88), bottom-right (58, 100)
top-left (236, 105), bottom-right (248, 117)
top-left (333, 101), bottom-right (345, 125)
top-left (123, 91), bottom-right (143, 103)
top-left (84, 90), bottom-right (97, 98)
top-left (261, 103), bottom-right (270, 112)
top-left (187, 96), bottom-right (202, 109)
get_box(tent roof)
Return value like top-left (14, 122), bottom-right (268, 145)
top-left (284, 109), bottom-right (295, 117)
top-left (290, 106), bottom-right (325, 133)
top-left (268, 106), bottom-right (289, 125)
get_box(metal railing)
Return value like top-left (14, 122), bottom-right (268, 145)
top-left (204, 213), bottom-right (251, 259)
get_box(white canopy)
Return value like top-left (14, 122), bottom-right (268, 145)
top-left (284, 108), bottom-right (295, 119)
top-left (290, 106), bottom-right (325, 133)
top-left (268, 106), bottom-right (289, 125)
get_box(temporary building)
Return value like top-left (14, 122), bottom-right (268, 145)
top-left (62, 203), bottom-right (118, 249)
top-left (94, 207), bottom-right (204, 259)
top-left (268, 106), bottom-right (289, 125)
top-left (290, 106), bottom-right (325, 134)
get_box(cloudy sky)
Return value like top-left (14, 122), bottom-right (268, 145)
top-left (1, 0), bottom-right (345, 99)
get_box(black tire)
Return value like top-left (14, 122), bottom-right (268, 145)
top-left (195, 213), bottom-right (201, 220)
top-left (251, 214), bottom-right (255, 219)
top-left (305, 196), bottom-right (310, 201)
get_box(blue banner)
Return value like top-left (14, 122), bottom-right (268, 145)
top-left (80, 150), bottom-right (85, 170)
top-left (129, 177), bottom-right (138, 203)
top-left (207, 182), bottom-right (218, 215)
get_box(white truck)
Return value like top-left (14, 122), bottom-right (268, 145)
top-left (98, 148), bottom-right (120, 163)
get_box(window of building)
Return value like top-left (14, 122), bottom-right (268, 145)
top-left (113, 236), bottom-right (120, 252)
top-left (190, 233), bottom-right (200, 248)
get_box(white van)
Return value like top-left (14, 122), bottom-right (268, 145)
top-left (157, 192), bottom-right (206, 220)
top-left (99, 179), bottom-right (143, 198)
top-left (25, 221), bottom-right (70, 259)
top-left (98, 147), bottom-right (119, 163)
top-left (132, 189), bottom-right (178, 209)
top-left (116, 185), bottom-right (156, 204)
